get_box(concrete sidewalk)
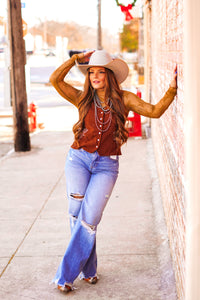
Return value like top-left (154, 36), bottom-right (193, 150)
top-left (0, 129), bottom-right (177, 299)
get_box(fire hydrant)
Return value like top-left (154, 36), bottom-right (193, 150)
top-left (125, 88), bottom-right (142, 137)
top-left (28, 102), bottom-right (37, 132)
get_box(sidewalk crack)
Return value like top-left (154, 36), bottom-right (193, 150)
top-left (0, 171), bottom-right (64, 279)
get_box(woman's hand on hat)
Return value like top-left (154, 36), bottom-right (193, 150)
top-left (77, 51), bottom-right (94, 64)
top-left (170, 65), bottom-right (177, 88)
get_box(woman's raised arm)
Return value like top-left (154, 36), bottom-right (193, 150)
top-left (49, 54), bottom-right (83, 107)
top-left (123, 67), bottom-right (177, 118)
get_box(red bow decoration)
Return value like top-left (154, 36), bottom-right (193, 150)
top-left (120, 4), bottom-right (133, 21)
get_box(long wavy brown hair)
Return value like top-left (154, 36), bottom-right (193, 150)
top-left (73, 68), bottom-right (129, 147)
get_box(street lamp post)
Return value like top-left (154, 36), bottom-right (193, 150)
top-left (97, 0), bottom-right (102, 50)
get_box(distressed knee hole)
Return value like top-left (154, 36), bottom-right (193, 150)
top-left (81, 220), bottom-right (96, 234)
top-left (70, 215), bottom-right (78, 221)
top-left (70, 193), bottom-right (84, 201)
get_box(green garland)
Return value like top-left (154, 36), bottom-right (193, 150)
top-left (115, 0), bottom-right (137, 7)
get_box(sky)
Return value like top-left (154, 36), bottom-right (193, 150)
top-left (1, 0), bottom-right (133, 34)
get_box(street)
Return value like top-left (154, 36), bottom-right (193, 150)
top-left (0, 53), bottom-right (85, 107)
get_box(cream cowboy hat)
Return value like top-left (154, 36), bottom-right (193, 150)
top-left (76, 50), bottom-right (129, 84)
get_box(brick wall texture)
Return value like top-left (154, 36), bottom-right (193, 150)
top-left (150, 0), bottom-right (184, 299)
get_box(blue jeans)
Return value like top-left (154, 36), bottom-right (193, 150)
top-left (53, 148), bottom-right (119, 287)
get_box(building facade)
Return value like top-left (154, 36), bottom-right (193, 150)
top-left (143, 0), bottom-right (185, 299)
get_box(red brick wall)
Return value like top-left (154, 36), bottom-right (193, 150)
top-left (150, 0), bottom-right (184, 299)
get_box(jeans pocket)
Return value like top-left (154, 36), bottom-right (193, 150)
top-left (109, 155), bottom-right (118, 161)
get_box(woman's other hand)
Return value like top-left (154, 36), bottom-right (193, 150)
top-left (170, 65), bottom-right (177, 88)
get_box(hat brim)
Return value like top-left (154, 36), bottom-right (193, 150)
top-left (76, 58), bottom-right (129, 84)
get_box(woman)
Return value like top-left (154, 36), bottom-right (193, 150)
top-left (50, 49), bottom-right (177, 293)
